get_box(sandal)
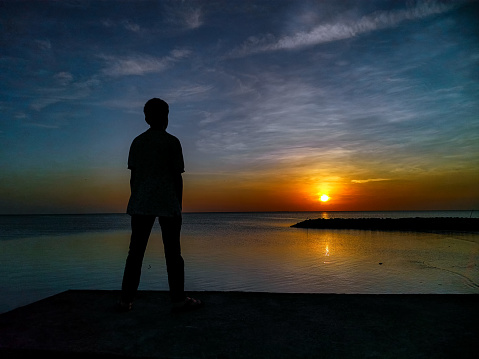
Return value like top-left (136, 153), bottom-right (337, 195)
top-left (172, 297), bottom-right (204, 313)
top-left (116, 300), bottom-right (133, 313)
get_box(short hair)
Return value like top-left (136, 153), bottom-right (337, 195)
top-left (143, 98), bottom-right (169, 128)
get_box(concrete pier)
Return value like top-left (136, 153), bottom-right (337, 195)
top-left (1, 291), bottom-right (477, 358)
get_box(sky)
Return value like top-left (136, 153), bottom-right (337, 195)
top-left (1, 0), bottom-right (478, 214)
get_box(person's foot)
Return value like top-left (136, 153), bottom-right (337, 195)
top-left (116, 300), bottom-right (133, 312)
top-left (171, 297), bottom-right (204, 313)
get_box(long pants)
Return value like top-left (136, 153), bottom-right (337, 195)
top-left (121, 215), bottom-right (185, 303)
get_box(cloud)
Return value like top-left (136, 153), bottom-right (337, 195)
top-left (122, 20), bottom-right (141, 33)
top-left (34, 39), bottom-right (51, 51)
top-left (190, 66), bottom-right (448, 174)
top-left (101, 55), bottom-right (169, 76)
top-left (30, 97), bottom-right (60, 112)
top-left (193, 73), bottom-right (346, 160)
top-left (54, 72), bottom-right (74, 86)
top-left (101, 19), bottom-right (115, 28)
top-left (166, 2), bottom-right (203, 30)
top-left (229, 1), bottom-right (456, 57)
top-left (101, 19), bottom-right (141, 33)
top-left (29, 76), bottom-right (101, 111)
top-left (169, 49), bottom-right (191, 59)
top-left (184, 8), bottom-right (203, 29)
top-left (14, 113), bottom-right (28, 120)
top-left (24, 123), bottom-right (60, 129)
top-left (165, 84), bottom-right (214, 102)
top-left (351, 178), bottom-right (391, 184)
top-left (101, 49), bottom-right (191, 77)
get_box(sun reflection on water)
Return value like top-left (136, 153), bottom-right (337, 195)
top-left (324, 244), bottom-right (331, 264)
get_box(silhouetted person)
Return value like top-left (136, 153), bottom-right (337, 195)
top-left (118, 98), bottom-right (203, 312)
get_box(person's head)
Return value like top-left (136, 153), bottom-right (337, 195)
top-left (144, 98), bottom-right (169, 130)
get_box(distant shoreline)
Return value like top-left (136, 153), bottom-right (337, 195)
top-left (291, 217), bottom-right (479, 232)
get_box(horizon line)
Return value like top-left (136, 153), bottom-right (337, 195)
top-left (0, 209), bottom-right (477, 216)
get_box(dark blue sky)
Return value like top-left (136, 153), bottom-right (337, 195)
top-left (1, 0), bottom-right (478, 213)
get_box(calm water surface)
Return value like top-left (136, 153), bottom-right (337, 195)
top-left (1, 211), bottom-right (478, 313)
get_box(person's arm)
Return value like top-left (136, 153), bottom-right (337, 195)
top-left (174, 173), bottom-right (183, 209)
top-left (128, 139), bottom-right (136, 190)
top-left (129, 169), bottom-right (136, 190)
top-left (173, 137), bottom-right (184, 210)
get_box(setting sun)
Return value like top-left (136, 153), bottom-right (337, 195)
top-left (320, 194), bottom-right (330, 202)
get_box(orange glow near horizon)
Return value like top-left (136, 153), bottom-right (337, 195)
top-left (2, 164), bottom-right (478, 214)
top-left (180, 168), bottom-right (479, 213)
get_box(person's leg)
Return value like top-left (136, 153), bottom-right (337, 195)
top-left (158, 216), bottom-right (185, 303)
top-left (121, 215), bottom-right (156, 304)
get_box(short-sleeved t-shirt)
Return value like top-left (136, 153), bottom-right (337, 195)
top-left (126, 128), bottom-right (184, 217)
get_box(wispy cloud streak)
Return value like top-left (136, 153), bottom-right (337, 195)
top-left (351, 178), bottom-right (391, 184)
top-left (101, 49), bottom-right (191, 76)
top-left (165, 2), bottom-right (204, 30)
top-left (230, 1), bottom-right (455, 57)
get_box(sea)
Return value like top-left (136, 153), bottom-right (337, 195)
top-left (1, 211), bottom-right (478, 313)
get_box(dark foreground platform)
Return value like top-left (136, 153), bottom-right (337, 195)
top-left (1, 291), bottom-right (478, 358)
top-left (291, 217), bottom-right (479, 231)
